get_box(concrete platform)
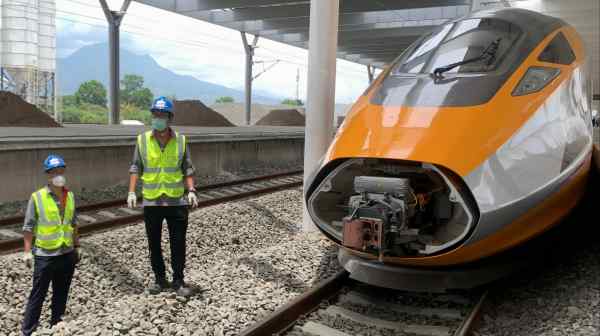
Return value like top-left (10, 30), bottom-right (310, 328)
top-left (0, 125), bottom-right (305, 203)
top-left (0, 124), bottom-right (304, 150)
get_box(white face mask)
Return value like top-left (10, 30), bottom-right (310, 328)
top-left (51, 175), bottom-right (66, 187)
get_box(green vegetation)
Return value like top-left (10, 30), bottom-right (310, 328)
top-left (61, 75), bottom-right (154, 124)
top-left (215, 96), bottom-right (234, 104)
top-left (75, 80), bottom-right (107, 106)
top-left (120, 74), bottom-right (153, 109)
top-left (281, 98), bottom-right (303, 106)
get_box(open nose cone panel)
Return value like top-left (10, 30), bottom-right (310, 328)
top-left (308, 159), bottom-right (477, 258)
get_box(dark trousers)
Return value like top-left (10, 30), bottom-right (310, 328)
top-left (143, 206), bottom-right (189, 283)
top-left (22, 251), bottom-right (76, 336)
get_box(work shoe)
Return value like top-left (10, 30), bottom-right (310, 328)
top-left (147, 279), bottom-right (170, 295)
top-left (173, 281), bottom-right (193, 297)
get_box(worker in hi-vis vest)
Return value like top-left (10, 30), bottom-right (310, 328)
top-left (127, 96), bottom-right (199, 297)
top-left (21, 154), bottom-right (79, 336)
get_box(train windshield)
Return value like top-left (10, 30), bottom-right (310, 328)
top-left (392, 18), bottom-right (522, 75)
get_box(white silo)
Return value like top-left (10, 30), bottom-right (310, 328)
top-left (37, 0), bottom-right (56, 115)
top-left (0, 0), bottom-right (56, 118)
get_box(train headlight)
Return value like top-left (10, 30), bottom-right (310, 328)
top-left (512, 66), bottom-right (561, 96)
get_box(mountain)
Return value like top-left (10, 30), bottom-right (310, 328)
top-left (57, 43), bottom-right (283, 104)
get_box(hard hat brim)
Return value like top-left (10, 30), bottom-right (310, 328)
top-left (150, 108), bottom-right (173, 113)
top-left (45, 164), bottom-right (66, 172)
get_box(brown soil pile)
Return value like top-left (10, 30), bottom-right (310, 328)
top-left (0, 91), bottom-right (60, 127)
top-left (172, 100), bottom-right (234, 127)
top-left (255, 109), bottom-right (305, 126)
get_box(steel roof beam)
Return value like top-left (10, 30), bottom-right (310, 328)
top-left (139, 0), bottom-right (308, 12)
top-left (270, 26), bottom-right (432, 43)
top-left (279, 26), bottom-right (430, 44)
top-left (208, 6), bottom-right (466, 32)
top-left (258, 22), bottom-right (440, 37)
top-left (184, 0), bottom-right (468, 23)
top-left (338, 46), bottom-right (410, 54)
top-left (338, 39), bottom-right (418, 47)
top-left (296, 36), bottom-right (420, 49)
top-left (337, 28), bottom-right (427, 42)
top-left (345, 51), bottom-right (403, 59)
top-left (337, 42), bottom-right (413, 53)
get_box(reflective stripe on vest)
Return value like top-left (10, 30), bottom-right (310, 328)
top-left (138, 130), bottom-right (185, 199)
top-left (32, 188), bottom-right (75, 250)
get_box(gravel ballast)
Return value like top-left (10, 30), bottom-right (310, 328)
top-left (477, 194), bottom-right (600, 336)
top-left (478, 243), bottom-right (600, 336)
top-left (0, 188), bottom-right (340, 336)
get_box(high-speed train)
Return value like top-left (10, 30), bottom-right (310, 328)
top-left (305, 8), bottom-right (593, 290)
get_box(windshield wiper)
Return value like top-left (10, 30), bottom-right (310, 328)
top-left (433, 38), bottom-right (502, 77)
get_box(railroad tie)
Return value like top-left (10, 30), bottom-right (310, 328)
top-left (338, 291), bottom-right (463, 320)
top-left (323, 306), bottom-right (451, 336)
top-left (78, 214), bottom-right (97, 223)
top-left (0, 229), bottom-right (23, 239)
top-left (218, 188), bottom-right (236, 195)
top-left (300, 321), bottom-right (353, 336)
top-left (97, 211), bottom-right (118, 219)
top-left (119, 208), bottom-right (141, 216)
top-left (197, 193), bottom-right (213, 200)
top-left (230, 186), bottom-right (248, 193)
top-left (207, 191), bottom-right (228, 198)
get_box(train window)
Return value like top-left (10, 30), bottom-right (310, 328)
top-left (392, 18), bottom-right (522, 75)
top-left (538, 32), bottom-right (575, 65)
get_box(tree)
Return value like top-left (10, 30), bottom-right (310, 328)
top-left (75, 80), bottom-right (107, 106)
top-left (121, 74), bottom-right (144, 96)
top-left (120, 74), bottom-right (153, 109)
top-left (121, 103), bottom-right (151, 125)
top-left (130, 88), bottom-right (154, 110)
top-left (281, 98), bottom-right (303, 106)
top-left (61, 95), bottom-right (77, 108)
top-left (215, 96), bottom-right (234, 104)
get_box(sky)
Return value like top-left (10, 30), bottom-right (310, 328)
top-left (55, 0), bottom-right (374, 104)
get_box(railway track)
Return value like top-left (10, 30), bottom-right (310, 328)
top-left (0, 170), bottom-right (303, 253)
top-left (240, 270), bottom-right (487, 336)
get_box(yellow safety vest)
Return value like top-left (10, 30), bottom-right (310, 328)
top-left (32, 188), bottom-right (75, 250)
top-left (137, 130), bottom-right (186, 200)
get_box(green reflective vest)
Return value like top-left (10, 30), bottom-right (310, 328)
top-left (138, 130), bottom-right (186, 200)
top-left (32, 187), bottom-right (75, 250)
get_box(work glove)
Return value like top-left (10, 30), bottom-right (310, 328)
top-left (127, 192), bottom-right (137, 208)
top-left (22, 251), bottom-right (33, 268)
top-left (187, 190), bottom-right (199, 208)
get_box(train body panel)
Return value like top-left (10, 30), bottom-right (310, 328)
top-left (305, 8), bottom-right (593, 281)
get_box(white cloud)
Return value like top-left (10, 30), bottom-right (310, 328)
top-left (56, 0), bottom-right (371, 103)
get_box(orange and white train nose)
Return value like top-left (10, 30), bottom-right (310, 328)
top-left (304, 8), bottom-right (593, 273)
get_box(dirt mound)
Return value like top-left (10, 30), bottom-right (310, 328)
top-left (0, 91), bottom-right (60, 127)
top-left (255, 109), bottom-right (305, 126)
top-left (210, 103), bottom-right (285, 126)
top-left (172, 100), bottom-right (234, 127)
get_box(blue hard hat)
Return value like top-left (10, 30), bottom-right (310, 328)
top-left (150, 96), bottom-right (174, 114)
top-left (43, 154), bottom-right (66, 172)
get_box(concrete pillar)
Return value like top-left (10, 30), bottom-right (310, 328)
top-left (302, 0), bottom-right (339, 231)
top-left (99, 0), bottom-right (131, 125)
